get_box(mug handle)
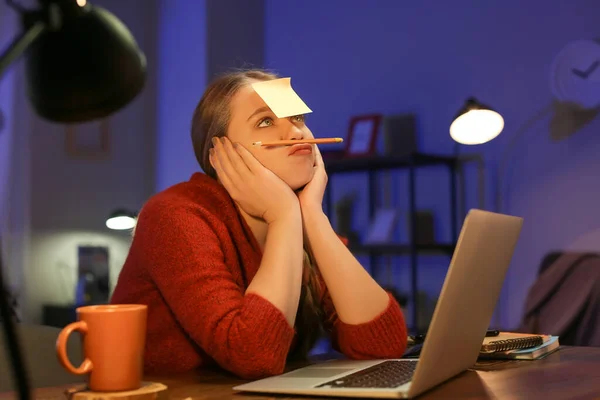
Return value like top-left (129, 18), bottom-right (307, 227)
top-left (56, 321), bottom-right (93, 375)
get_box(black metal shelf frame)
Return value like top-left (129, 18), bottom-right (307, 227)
top-left (323, 153), bottom-right (460, 331)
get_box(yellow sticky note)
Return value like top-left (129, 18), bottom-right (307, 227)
top-left (251, 77), bottom-right (312, 118)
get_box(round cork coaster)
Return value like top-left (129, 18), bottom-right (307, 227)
top-left (65, 382), bottom-right (167, 400)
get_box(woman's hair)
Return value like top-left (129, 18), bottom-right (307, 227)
top-left (191, 69), bottom-right (324, 358)
top-left (288, 249), bottom-right (325, 361)
top-left (191, 69), bottom-right (276, 179)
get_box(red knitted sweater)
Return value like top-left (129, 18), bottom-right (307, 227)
top-left (110, 173), bottom-right (407, 379)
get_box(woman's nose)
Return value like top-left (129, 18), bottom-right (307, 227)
top-left (282, 121), bottom-right (304, 140)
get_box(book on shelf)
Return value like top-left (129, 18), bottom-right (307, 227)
top-left (478, 332), bottom-right (560, 360)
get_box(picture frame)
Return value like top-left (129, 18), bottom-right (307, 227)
top-left (65, 119), bottom-right (110, 159)
top-left (345, 114), bottom-right (382, 157)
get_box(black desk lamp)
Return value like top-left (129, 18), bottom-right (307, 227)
top-left (449, 97), bottom-right (504, 145)
top-left (0, 0), bottom-right (146, 398)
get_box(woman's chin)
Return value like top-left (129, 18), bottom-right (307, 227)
top-left (286, 174), bottom-right (314, 191)
top-left (289, 180), bottom-right (311, 192)
top-left (275, 164), bottom-right (316, 191)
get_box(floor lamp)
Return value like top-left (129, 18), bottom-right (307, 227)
top-left (450, 97), bottom-right (505, 209)
top-left (450, 97), bottom-right (505, 326)
top-left (0, 1), bottom-right (146, 398)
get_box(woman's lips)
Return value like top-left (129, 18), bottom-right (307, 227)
top-left (288, 143), bottom-right (313, 156)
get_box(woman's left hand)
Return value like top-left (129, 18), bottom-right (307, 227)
top-left (297, 144), bottom-right (328, 213)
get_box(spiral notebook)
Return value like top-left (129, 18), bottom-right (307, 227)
top-left (480, 332), bottom-right (551, 353)
top-left (479, 332), bottom-right (559, 359)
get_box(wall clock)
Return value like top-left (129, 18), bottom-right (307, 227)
top-left (550, 39), bottom-right (600, 109)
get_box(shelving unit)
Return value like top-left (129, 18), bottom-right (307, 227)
top-left (323, 152), bottom-right (461, 332)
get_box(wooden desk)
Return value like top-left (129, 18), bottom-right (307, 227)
top-left (2, 346), bottom-right (599, 399)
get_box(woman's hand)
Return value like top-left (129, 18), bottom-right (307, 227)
top-left (210, 137), bottom-right (299, 224)
top-left (297, 144), bottom-right (328, 213)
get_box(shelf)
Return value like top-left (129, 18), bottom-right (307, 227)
top-left (323, 149), bottom-right (461, 333)
top-left (324, 152), bottom-right (457, 174)
top-left (349, 243), bottom-right (456, 255)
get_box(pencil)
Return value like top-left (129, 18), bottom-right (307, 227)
top-left (252, 138), bottom-right (343, 146)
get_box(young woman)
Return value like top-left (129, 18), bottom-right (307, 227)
top-left (110, 69), bottom-right (407, 379)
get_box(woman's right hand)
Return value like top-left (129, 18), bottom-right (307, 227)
top-left (210, 137), bottom-right (299, 224)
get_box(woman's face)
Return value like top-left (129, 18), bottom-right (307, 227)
top-left (226, 81), bottom-right (316, 190)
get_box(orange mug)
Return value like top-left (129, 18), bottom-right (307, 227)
top-left (56, 304), bottom-right (147, 392)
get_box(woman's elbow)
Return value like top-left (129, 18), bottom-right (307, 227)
top-left (222, 341), bottom-right (291, 380)
top-left (388, 337), bottom-right (408, 359)
top-left (229, 356), bottom-right (287, 380)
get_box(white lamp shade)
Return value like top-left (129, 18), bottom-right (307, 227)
top-left (106, 212), bottom-right (137, 230)
top-left (450, 109), bottom-right (504, 145)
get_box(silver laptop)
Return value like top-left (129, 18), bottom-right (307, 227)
top-left (234, 209), bottom-right (523, 399)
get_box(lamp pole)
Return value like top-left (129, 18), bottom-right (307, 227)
top-left (1, 1), bottom-right (145, 398)
top-left (0, 4), bottom-right (56, 400)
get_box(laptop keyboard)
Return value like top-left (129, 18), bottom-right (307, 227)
top-left (316, 360), bottom-right (417, 388)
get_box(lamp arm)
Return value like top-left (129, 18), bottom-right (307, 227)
top-left (0, 237), bottom-right (30, 400)
top-left (0, 18), bottom-right (46, 80)
top-left (495, 104), bottom-right (553, 213)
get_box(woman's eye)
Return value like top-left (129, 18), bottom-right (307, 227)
top-left (291, 114), bottom-right (305, 123)
top-left (257, 117), bottom-right (274, 128)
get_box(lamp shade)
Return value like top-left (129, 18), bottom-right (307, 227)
top-left (450, 97), bottom-right (504, 145)
top-left (23, 1), bottom-right (146, 123)
top-left (106, 209), bottom-right (137, 230)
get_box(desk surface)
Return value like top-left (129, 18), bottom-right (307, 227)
top-left (2, 346), bottom-right (599, 399)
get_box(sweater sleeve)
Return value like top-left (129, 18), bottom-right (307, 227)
top-left (323, 289), bottom-right (408, 359)
top-left (135, 200), bottom-right (295, 379)
top-left (319, 235), bottom-right (408, 358)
